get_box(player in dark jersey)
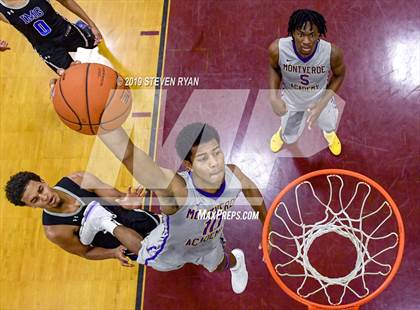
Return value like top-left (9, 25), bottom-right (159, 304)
top-left (0, 0), bottom-right (102, 72)
top-left (4, 170), bottom-right (160, 266)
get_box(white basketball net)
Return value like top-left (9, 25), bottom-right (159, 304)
top-left (269, 175), bottom-right (399, 306)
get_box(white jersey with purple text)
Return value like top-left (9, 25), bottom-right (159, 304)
top-left (278, 36), bottom-right (331, 111)
top-left (142, 166), bottom-right (242, 267)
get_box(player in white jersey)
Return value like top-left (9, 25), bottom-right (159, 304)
top-left (269, 9), bottom-right (346, 155)
top-left (78, 123), bottom-right (268, 294)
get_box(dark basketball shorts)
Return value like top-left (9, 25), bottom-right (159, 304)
top-left (35, 22), bottom-right (96, 72)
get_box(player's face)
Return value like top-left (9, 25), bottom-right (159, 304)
top-left (21, 180), bottom-right (61, 209)
top-left (189, 139), bottom-right (225, 189)
top-left (292, 22), bottom-right (320, 56)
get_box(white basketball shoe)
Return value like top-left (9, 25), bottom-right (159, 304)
top-left (230, 249), bottom-right (249, 294)
top-left (79, 201), bottom-right (118, 245)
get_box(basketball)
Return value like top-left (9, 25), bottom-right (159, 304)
top-left (51, 63), bottom-right (132, 135)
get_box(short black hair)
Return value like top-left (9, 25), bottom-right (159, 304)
top-left (175, 122), bottom-right (220, 162)
top-left (288, 9), bottom-right (327, 37)
top-left (4, 171), bottom-right (41, 206)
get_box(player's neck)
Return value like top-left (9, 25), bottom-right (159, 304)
top-left (2, 0), bottom-right (29, 9)
top-left (47, 190), bottom-right (80, 213)
top-left (191, 172), bottom-right (224, 195)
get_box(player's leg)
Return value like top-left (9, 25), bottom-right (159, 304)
top-left (79, 201), bottom-right (143, 255)
top-left (64, 22), bottom-right (97, 51)
top-left (271, 110), bottom-right (306, 152)
top-left (317, 97), bottom-right (341, 155)
top-left (200, 241), bottom-right (248, 294)
top-left (37, 46), bottom-right (75, 73)
top-left (112, 226), bottom-right (143, 254)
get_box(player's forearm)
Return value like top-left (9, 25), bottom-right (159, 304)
top-left (82, 246), bottom-right (117, 260)
top-left (57, 0), bottom-right (97, 27)
top-left (318, 75), bottom-right (344, 109)
top-left (268, 66), bottom-right (281, 101)
top-left (243, 188), bottom-right (267, 226)
top-left (95, 187), bottom-right (125, 204)
top-left (100, 128), bottom-right (172, 191)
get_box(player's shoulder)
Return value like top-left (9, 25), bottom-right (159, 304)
top-left (66, 171), bottom-right (87, 184)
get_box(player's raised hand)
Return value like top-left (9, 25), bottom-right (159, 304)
top-left (270, 96), bottom-right (288, 116)
top-left (116, 185), bottom-right (148, 210)
top-left (50, 61), bottom-right (82, 98)
top-left (91, 25), bottom-right (103, 45)
top-left (114, 245), bottom-right (134, 267)
top-left (0, 40), bottom-right (10, 52)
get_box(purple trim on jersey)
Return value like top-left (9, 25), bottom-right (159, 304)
top-left (292, 40), bottom-right (319, 63)
top-left (189, 171), bottom-right (226, 199)
top-left (145, 216), bottom-right (169, 265)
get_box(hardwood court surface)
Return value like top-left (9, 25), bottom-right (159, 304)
top-left (0, 1), bottom-right (166, 309)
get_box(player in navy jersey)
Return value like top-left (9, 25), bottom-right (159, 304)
top-left (269, 9), bottom-right (346, 155)
top-left (4, 170), bottom-right (160, 266)
top-left (0, 0), bottom-right (102, 72)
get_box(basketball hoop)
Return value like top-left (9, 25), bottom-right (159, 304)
top-left (262, 169), bottom-right (405, 310)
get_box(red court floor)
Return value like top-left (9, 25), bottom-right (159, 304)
top-left (144, 1), bottom-right (419, 309)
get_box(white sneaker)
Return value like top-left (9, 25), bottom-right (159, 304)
top-left (79, 201), bottom-right (116, 245)
top-left (230, 249), bottom-right (248, 294)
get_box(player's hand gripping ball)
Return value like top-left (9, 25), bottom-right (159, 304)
top-left (51, 63), bottom-right (132, 135)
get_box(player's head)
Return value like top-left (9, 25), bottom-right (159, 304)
top-left (5, 171), bottom-right (61, 208)
top-left (288, 9), bottom-right (327, 56)
top-left (176, 123), bottom-right (225, 187)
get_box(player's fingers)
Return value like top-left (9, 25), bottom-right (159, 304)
top-left (57, 68), bottom-right (65, 75)
top-left (136, 185), bottom-right (146, 196)
top-left (127, 186), bottom-right (132, 194)
top-left (49, 78), bottom-right (57, 87)
top-left (49, 79), bottom-right (58, 98)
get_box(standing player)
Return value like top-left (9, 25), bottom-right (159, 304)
top-left (79, 123), bottom-right (269, 294)
top-left (269, 9), bottom-right (346, 155)
top-left (4, 170), bottom-right (160, 266)
top-left (0, 0), bottom-right (101, 72)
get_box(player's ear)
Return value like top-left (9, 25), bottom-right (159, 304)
top-left (183, 160), bottom-right (193, 171)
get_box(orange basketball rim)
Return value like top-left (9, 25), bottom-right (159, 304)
top-left (262, 169), bottom-right (405, 310)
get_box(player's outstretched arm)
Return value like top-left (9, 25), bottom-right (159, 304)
top-left (99, 127), bottom-right (181, 195)
top-left (44, 226), bottom-right (133, 266)
top-left (55, 0), bottom-right (102, 44)
top-left (268, 39), bottom-right (287, 116)
top-left (67, 172), bottom-right (145, 209)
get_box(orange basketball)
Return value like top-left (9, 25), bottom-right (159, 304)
top-left (52, 63), bottom-right (132, 135)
